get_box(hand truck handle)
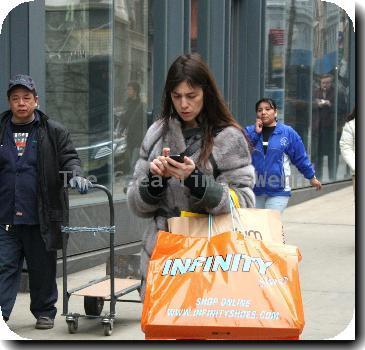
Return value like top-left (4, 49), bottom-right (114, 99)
top-left (90, 184), bottom-right (114, 227)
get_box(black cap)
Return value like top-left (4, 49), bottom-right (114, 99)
top-left (7, 74), bottom-right (37, 97)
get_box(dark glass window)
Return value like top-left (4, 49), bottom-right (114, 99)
top-left (45, 0), bottom-right (149, 202)
top-left (264, 0), bottom-right (353, 187)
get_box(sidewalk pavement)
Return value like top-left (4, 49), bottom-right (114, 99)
top-left (1, 186), bottom-right (355, 341)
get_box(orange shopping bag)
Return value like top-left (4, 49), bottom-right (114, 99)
top-left (168, 189), bottom-right (285, 244)
top-left (168, 208), bottom-right (285, 243)
top-left (141, 230), bottom-right (304, 340)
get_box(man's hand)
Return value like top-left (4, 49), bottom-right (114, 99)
top-left (255, 118), bottom-right (263, 133)
top-left (317, 99), bottom-right (331, 108)
top-left (310, 176), bottom-right (322, 191)
top-left (69, 176), bottom-right (92, 194)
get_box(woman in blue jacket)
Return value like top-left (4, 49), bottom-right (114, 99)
top-left (245, 98), bottom-right (322, 213)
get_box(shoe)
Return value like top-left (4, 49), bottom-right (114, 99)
top-left (3, 316), bottom-right (8, 322)
top-left (35, 316), bottom-right (54, 329)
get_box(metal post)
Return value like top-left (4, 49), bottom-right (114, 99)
top-left (93, 184), bottom-right (115, 318)
top-left (62, 232), bottom-right (69, 315)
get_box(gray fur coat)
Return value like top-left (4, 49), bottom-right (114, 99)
top-left (127, 117), bottom-right (255, 299)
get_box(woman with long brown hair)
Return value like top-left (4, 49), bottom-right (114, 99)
top-left (127, 53), bottom-right (255, 299)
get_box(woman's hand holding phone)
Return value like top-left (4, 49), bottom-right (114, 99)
top-left (165, 154), bottom-right (195, 180)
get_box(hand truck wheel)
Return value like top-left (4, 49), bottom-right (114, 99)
top-left (84, 296), bottom-right (104, 316)
top-left (66, 317), bottom-right (78, 334)
top-left (103, 320), bottom-right (113, 336)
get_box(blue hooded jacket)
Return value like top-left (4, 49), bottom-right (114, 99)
top-left (245, 123), bottom-right (315, 197)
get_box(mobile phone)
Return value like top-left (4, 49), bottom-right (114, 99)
top-left (169, 154), bottom-right (185, 163)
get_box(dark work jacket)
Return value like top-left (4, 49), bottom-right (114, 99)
top-left (312, 87), bottom-right (336, 130)
top-left (0, 115), bottom-right (40, 224)
top-left (0, 110), bottom-right (82, 250)
top-left (312, 86), bottom-right (347, 132)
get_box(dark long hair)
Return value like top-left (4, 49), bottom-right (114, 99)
top-left (346, 107), bottom-right (355, 122)
top-left (254, 98), bottom-right (278, 125)
top-left (160, 53), bottom-right (241, 165)
top-left (255, 98), bottom-right (278, 112)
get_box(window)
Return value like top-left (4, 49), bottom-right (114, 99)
top-left (264, 0), bottom-right (353, 186)
top-left (45, 0), bottom-right (113, 204)
top-left (112, 0), bottom-right (149, 200)
top-left (45, 0), bottom-right (149, 203)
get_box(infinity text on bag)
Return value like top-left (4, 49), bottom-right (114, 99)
top-left (161, 253), bottom-right (273, 276)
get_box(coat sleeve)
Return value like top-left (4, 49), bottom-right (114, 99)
top-left (339, 121), bottom-right (355, 172)
top-left (127, 121), bottom-right (164, 218)
top-left (194, 126), bottom-right (256, 214)
top-left (285, 127), bottom-right (315, 180)
top-left (244, 125), bottom-right (261, 146)
top-left (55, 124), bottom-right (82, 179)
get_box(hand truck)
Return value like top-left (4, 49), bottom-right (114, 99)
top-left (61, 184), bottom-right (141, 336)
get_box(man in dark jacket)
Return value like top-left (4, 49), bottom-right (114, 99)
top-left (0, 74), bottom-right (91, 329)
top-left (122, 81), bottom-right (144, 173)
top-left (312, 74), bottom-right (346, 180)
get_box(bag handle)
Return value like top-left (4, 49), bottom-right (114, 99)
top-left (207, 189), bottom-right (247, 240)
top-left (228, 191), bottom-right (248, 235)
top-left (229, 188), bottom-right (240, 208)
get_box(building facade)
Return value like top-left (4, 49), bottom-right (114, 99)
top-left (0, 0), bottom-right (356, 271)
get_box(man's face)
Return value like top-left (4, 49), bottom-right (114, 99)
top-left (320, 77), bottom-right (332, 91)
top-left (8, 87), bottom-right (38, 123)
top-left (127, 86), bottom-right (136, 99)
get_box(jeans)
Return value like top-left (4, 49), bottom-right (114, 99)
top-left (255, 195), bottom-right (290, 214)
top-left (0, 225), bottom-right (57, 320)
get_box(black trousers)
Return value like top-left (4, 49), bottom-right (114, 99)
top-left (314, 128), bottom-right (339, 180)
top-left (0, 225), bottom-right (57, 320)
